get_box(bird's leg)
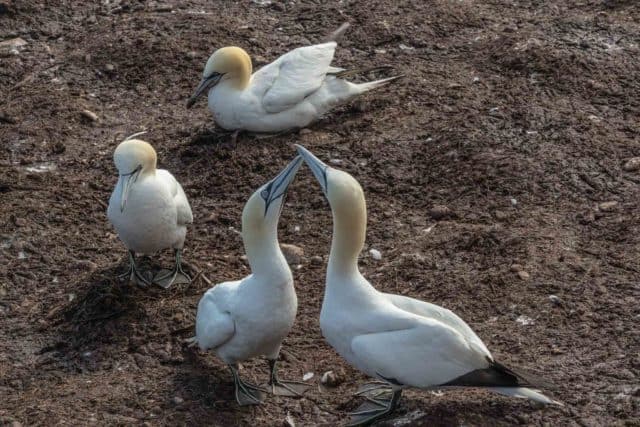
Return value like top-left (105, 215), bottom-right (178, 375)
top-left (225, 129), bottom-right (240, 149)
top-left (264, 358), bottom-right (311, 397)
top-left (118, 250), bottom-right (151, 287)
top-left (346, 389), bottom-right (402, 426)
top-left (153, 249), bottom-right (191, 289)
top-left (229, 364), bottom-right (266, 406)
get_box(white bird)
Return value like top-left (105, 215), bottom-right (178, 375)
top-left (186, 24), bottom-right (400, 138)
top-left (107, 137), bottom-right (192, 288)
top-left (191, 156), bottom-right (310, 406)
top-left (295, 145), bottom-right (561, 426)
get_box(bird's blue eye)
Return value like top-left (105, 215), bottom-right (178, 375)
top-left (260, 190), bottom-right (269, 200)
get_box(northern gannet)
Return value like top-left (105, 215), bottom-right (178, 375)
top-left (107, 137), bottom-right (192, 288)
top-left (295, 145), bottom-right (561, 426)
top-left (191, 156), bottom-right (310, 405)
top-left (186, 28), bottom-right (400, 136)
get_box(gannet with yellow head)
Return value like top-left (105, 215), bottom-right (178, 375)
top-left (186, 26), bottom-right (400, 135)
top-left (295, 145), bottom-right (561, 426)
top-left (107, 137), bottom-right (192, 288)
top-left (191, 155), bottom-right (310, 406)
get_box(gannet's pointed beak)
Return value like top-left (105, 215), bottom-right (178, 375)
top-left (262, 156), bottom-right (303, 215)
top-left (120, 165), bottom-right (142, 212)
top-left (295, 144), bottom-right (329, 194)
top-left (186, 72), bottom-right (223, 108)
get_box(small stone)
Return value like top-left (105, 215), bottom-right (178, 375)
top-left (80, 109), bottom-right (98, 122)
top-left (280, 243), bottom-right (304, 265)
top-left (495, 210), bottom-right (508, 220)
top-left (510, 264), bottom-right (523, 273)
top-left (172, 396), bottom-right (184, 405)
top-left (0, 37), bottom-right (27, 52)
top-left (13, 217), bottom-right (26, 227)
top-left (517, 270), bottom-right (530, 281)
top-left (622, 157), bottom-right (640, 172)
top-left (548, 295), bottom-right (563, 306)
top-left (320, 370), bottom-right (343, 387)
top-left (329, 159), bottom-right (342, 165)
top-left (299, 128), bottom-right (311, 135)
top-left (310, 255), bottom-right (323, 266)
top-left (598, 201), bottom-right (618, 212)
top-left (510, 198), bottom-right (518, 206)
top-left (302, 372), bottom-right (314, 381)
top-left (516, 315), bottom-right (534, 326)
top-left (185, 51), bottom-right (197, 59)
top-left (428, 205), bottom-right (454, 220)
top-left (369, 249), bottom-right (382, 260)
top-left (104, 63), bottom-right (115, 72)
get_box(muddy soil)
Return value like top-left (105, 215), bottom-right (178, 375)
top-left (1, 1), bottom-right (639, 426)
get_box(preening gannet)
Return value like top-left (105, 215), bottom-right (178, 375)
top-left (296, 145), bottom-right (561, 426)
top-left (192, 156), bottom-right (310, 405)
top-left (107, 137), bottom-right (192, 288)
top-left (186, 26), bottom-right (400, 135)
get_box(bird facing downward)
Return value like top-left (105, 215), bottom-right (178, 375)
top-left (192, 156), bottom-right (310, 406)
top-left (295, 144), bottom-right (561, 426)
top-left (186, 25), bottom-right (400, 136)
top-left (107, 137), bottom-right (192, 288)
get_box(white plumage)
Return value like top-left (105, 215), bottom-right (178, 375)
top-left (192, 156), bottom-right (309, 405)
top-left (296, 144), bottom-right (561, 425)
top-left (108, 169), bottom-right (191, 254)
top-left (187, 32), bottom-right (400, 133)
top-left (107, 138), bottom-right (192, 288)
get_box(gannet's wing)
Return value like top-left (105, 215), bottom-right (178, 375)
top-left (258, 42), bottom-right (337, 114)
top-left (158, 169), bottom-right (193, 226)
top-left (350, 320), bottom-right (490, 387)
top-left (194, 283), bottom-right (237, 350)
top-left (384, 293), bottom-right (491, 357)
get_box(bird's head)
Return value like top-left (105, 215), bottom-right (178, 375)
top-left (113, 139), bottom-right (157, 212)
top-left (186, 46), bottom-right (252, 107)
top-left (242, 155), bottom-right (303, 237)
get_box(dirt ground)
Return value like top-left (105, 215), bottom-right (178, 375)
top-left (1, 0), bottom-right (639, 426)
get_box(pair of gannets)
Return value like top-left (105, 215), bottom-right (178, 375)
top-left (294, 145), bottom-right (561, 425)
top-left (107, 136), bottom-right (192, 288)
top-left (187, 23), bottom-right (400, 135)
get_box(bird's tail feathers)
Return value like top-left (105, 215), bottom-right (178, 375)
top-left (324, 22), bottom-right (350, 42)
top-left (355, 74), bottom-right (403, 92)
top-left (489, 387), bottom-right (564, 406)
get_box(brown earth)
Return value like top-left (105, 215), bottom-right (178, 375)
top-left (1, 1), bottom-right (639, 426)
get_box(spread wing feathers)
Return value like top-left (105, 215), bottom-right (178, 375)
top-left (261, 42), bottom-right (337, 113)
top-left (350, 322), bottom-right (491, 388)
top-left (194, 286), bottom-right (236, 351)
top-left (158, 169), bottom-right (193, 226)
top-left (384, 293), bottom-right (491, 357)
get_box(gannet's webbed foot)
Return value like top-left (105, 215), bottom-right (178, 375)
top-left (118, 250), bottom-right (152, 287)
top-left (346, 389), bottom-right (402, 426)
top-left (229, 364), bottom-right (266, 406)
top-left (153, 249), bottom-right (191, 289)
top-left (354, 381), bottom-right (393, 398)
top-left (264, 358), bottom-right (310, 397)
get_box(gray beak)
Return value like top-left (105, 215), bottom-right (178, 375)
top-left (295, 144), bottom-right (329, 194)
top-left (262, 156), bottom-right (304, 215)
top-left (120, 166), bottom-right (141, 212)
top-left (186, 72), bottom-right (223, 108)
